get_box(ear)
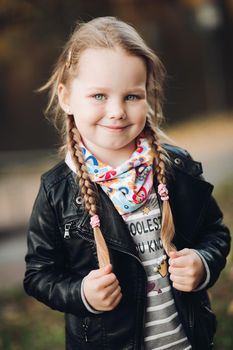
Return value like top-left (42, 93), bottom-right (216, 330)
top-left (57, 83), bottom-right (71, 114)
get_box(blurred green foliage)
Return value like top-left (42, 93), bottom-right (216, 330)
top-left (211, 179), bottom-right (233, 350)
top-left (0, 289), bottom-right (64, 350)
top-left (0, 288), bottom-right (64, 350)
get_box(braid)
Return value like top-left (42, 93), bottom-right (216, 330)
top-left (66, 115), bottom-right (110, 267)
top-left (146, 121), bottom-right (176, 254)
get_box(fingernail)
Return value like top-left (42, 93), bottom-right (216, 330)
top-left (104, 264), bottom-right (111, 272)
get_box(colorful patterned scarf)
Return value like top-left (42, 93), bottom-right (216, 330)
top-left (66, 137), bottom-right (155, 215)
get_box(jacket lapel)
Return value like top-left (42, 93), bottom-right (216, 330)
top-left (167, 168), bottom-right (213, 246)
top-left (97, 187), bottom-right (138, 256)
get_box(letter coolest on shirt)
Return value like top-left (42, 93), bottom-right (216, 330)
top-left (128, 216), bottom-right (161, 236)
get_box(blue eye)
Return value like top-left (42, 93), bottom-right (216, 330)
top-left (126, 95), bottom-right (138, 101)
top-left (94, 94), bottom-right (105, 101)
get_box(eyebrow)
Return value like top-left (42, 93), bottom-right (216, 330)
top-left (86, 87), bottom-right (110, 92)
top-left (85, 86), bottom-right (146, 93)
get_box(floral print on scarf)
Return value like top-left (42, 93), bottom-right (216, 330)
top-left (78, 137), bottom-right (155, 215)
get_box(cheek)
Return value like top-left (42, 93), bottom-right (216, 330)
top-left (142, 101), bottom-right (149, 115)
top-left (133, 101), bottom-right (148, 113)
top-left (73, 103), bottom-right (104, 122)
top-left (134, 104), bottom-right (148, 123)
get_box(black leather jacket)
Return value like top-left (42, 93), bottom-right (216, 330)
top-left (24, 144), bottom-right (231, 350)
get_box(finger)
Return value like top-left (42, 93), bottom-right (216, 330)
top-left (169, 255), bottom-right (189, 268)
top-left (168, 251), bottom-right (177, 259)
top-left (111, 290), bottom-right (123, 308)
top-left (172, 282), bottom-right (193, 292)
top-left (170, 273), bottom-right (196, 291)
top-left (88, 264), bottom-right (113, 280)
top-left (169, 266), bottom-right (187, 276)
top-left (108, 284), bottom-right (122, 302)
top-left (104, 289), bottom-right (123, 310)
top-left (104, 264), bottom-right (113, 274)
top-left (169, 248), bottom-right (190, 261)
top-left (96, 273), bottom-right (118, 289)
top-left (103, 279), bottom-right (120, 299)
top-left (170, 274), bottom-right (188, 285)
top-left (174, 248), bottom-right (190, 257)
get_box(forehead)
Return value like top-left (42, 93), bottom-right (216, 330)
top-left (73, 47), bottom-right (147, 87)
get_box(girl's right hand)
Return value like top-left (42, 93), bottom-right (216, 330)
top-left (83, 264), bottom-right (122, 311)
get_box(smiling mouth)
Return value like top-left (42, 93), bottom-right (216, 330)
top-left (99, 125), bottom-right (129, 131)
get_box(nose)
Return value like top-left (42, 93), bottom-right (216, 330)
top-left (107, 99), bottom-right (126, 120)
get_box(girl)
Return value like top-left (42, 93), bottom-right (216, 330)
top-left (24, 17), bottom-right (231, 350)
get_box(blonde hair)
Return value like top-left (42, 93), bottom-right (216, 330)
top-left (41, 16), bottom-right (175, 266)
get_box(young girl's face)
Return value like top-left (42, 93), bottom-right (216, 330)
top-left (59, 47), bottom-right (148, 166)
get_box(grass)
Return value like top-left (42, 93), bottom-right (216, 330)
top-left (0, 289), bottom-right (64, 350)
top-left (0, 179), bottom-right (232, 350)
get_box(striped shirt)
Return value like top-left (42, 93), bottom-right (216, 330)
top-left (122, 190), bottom-right (192, 350)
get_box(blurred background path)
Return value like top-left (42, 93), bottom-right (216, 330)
top-left (0, 115), bottom-right (233, 290)
top-left (168, 115), bottom-right (233, 185)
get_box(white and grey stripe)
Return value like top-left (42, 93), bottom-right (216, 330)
top-left (123, 190), bottom-right (191, 349)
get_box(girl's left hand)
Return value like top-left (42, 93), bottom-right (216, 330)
top-left (168, 248), bottom-right (206, 292)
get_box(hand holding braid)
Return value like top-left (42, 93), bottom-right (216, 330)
top-left (66, 115), bottom-right (110, 268)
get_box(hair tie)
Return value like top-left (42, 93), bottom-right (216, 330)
top-left (90, 214), bottom-right (100, 228)
top-left (158, 183), bottom-right (169, 201)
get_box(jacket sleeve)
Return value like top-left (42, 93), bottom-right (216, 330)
top-left (193, 194), bottom-right (231, 289)
top-left (23, 179), bottom-right (89, 316)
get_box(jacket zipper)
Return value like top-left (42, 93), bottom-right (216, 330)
top-left (188, 302), bottom-right (195, 349)
top-left (64, 223), bottom-right (72, 239)
top-left (82, 317), bottom-right (89, 342)
top-left (63, 212), bottom-right (90, 240)
top-left (63, 220), bottom-right (96, 245)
